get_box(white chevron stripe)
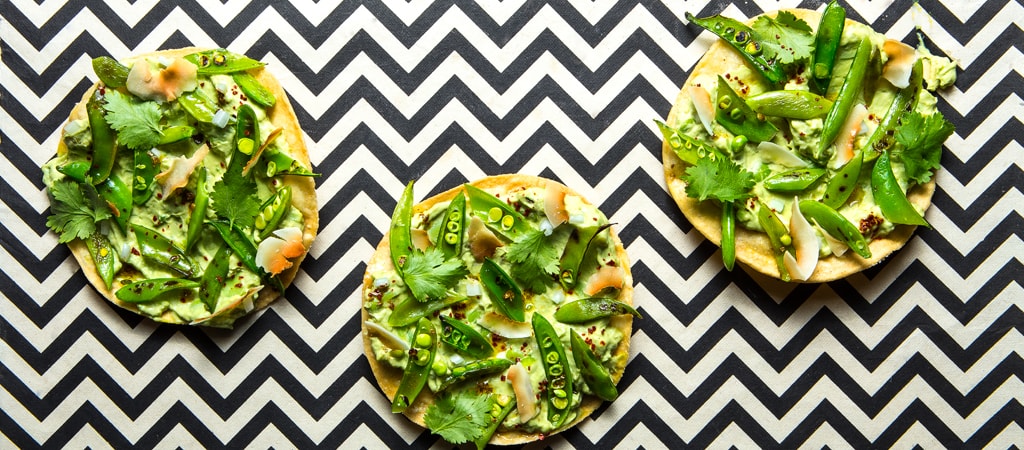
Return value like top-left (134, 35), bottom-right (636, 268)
top-left (338, 424), bottom-right (394, 450)
top-left (892, 421), bottom-right (946, 450)
top-left (64, 425), bottom-right (116, 450)
top-left (946, 93), bottom-right (1024, 165)
top-left (609, 422), bottom-right (670, 449)
top-left (707, 422), bottom-right (759, 449)
top-left (0, 247), bottom-right (87, 306)
top-left (985, 422), bottom-right (1024, 450)
top-left (7, 0), bottom-right (158, 28)
top-left (799, 423), bottom-right (855, 450)
top-left (935, 143), bottom-right (1024, 214)
top-left (0, 55), bottom-right (94, 121)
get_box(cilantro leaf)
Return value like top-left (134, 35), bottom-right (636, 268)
top-left (46, 180), bottom-right (113, 243)
top-left (752, 11), bottom-right (814, 65)
top-left (423, 391), bottom-right (491, 444)
top-left (402, 247), bottom-right (469, 301)
top-left (210, 167), bottom-right (260, 230)
top-left (683, 157), bottom-right (755, 202)
top-left (894, 111), bottom-right (954, 184)
top-left (505, 228), bottom-right (560, 293)
top-left (102, 90), bottom-right (163, 150)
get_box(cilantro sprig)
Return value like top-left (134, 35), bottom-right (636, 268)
top-left (683, 156), bottom-right (756, 202)
top-left (894, 110), bottom-right (955, 184)
top-left (402, 247), bottom-right (469, 301)
top-left (210, 166), bottom-right (261, 230)
top-left (45, 180), bottom-right (113, 243)
top-left (505, 228), bottom-right (560, 293)
top-left (423, 391), bottom-right (492, 444)
top-left (102, 90), bottom-right (164, 150)
top-left (752, 11), bottom-right (815, 65)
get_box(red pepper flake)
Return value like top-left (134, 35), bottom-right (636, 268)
top-left (131, 247), bottom-right (140, 256)
top-left (234, 283), bottom-right (243, 288)
top-left (155, 192), bottom-right (163, 200)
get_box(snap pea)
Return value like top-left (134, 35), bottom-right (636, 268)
top-left (227, 104), bottom-right (259, 175)
top-left (157, 125), bottom-right (195, 145)
top-left (115, 278), bottom-right (200, 303)
top-left (184, 49), bottom-right (265, 75)
top-left (263, 151), bottom-right (319, 177)
top-left (435, 192), bottom-right (466, 259)
top-left (810, 1), bottom-right (846, 95)
top-left (207, 220), bottom-right (261, 275)
top-left (85, 232), bottom-right (119, 289)
top-left (558, 223), bottom-right (612, 291)
top-left (255, 186), bottom-right (292, 240)
top-left (96, 175), bottom-right (133, 233)
top-left (86, 91), bottom-right (117, 184)
top-left (822, 151), bottom-right (863, 209)
top-left (721, 202), bottom-right (736, 270)
top-left (532, 313), bottom-right (573, 428)
top-left (439, 315), bottom-right (494, 359)
top-left (178, 90), bottom-right (218, 123)
top-left (871, 151), bottom-right (929, 226)
top-left (715, 76), bottom-right (777, 143)
top-left (91, 56), bottom-right (130, 88)
top-left (819, 38), bottom-right (872, 158)
top-left (756, 202), bottom-right (792, 282)
top-left (685, 13), bottom-right (786, 86)
top-left (131, 224), bottom-right (196, 277)
top-left (390, 181), bottom-right (415, 276)
top-left (745, 90), bottom-right (834, 120)
top-left (570, 330), bottom-right (618, 401)
top-left (474, 394), bottom-right (515, 450)
top-left (388, 294), bottom-right (465, 327)
top-left (185, 167), bottom-right (209, 252)
top-left (655, 119), bottom-right (715, 165)
top-left (464, 183), bottom-right (532, 240)
top-left (197, 244), bottom-right (231, 312)
top-left (480, 258), bottom-right (525, 322)
top-left (862, 59), bottom-right (923, 162)
top-left (763, 168), bottom-right (826, 192)
top-left (232, 72), bottom-right (276, 108)
top-left (553, 297), bottom-right (642, 323)
top-left (392, 317), bottom-right (436, 413)
top-left (436, 358), bottom-right (512, 392)
top-left (798, 200), bottom-right (872, 258)
top-left (58, 161), bottom-right (91, 183)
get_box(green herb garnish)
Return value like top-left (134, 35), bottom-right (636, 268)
top-left (45, 180), bottom-right (113, 243)
top-left (423, 391), bottom-right (491, 444)
top-left (101, 90), bottom-right (164, 150)
top-left (752, 11), bottom-right (814, 65)
top-left (210, 166), bottom-right (260, 230)
top-left (683, 156), bottom-right (756, 202)
top-left (894, 110), bottom-right (955, 184)
top-left (402, 247), bottom-right (468, 301)
top-left (505, 228), bottom-right (560, 293)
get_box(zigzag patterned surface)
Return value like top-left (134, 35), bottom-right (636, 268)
top-left (2, 0), bottom-right (1022, 447)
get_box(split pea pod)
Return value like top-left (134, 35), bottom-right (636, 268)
top-left (553, 297), bottom-right (641, 323)
top-left (157, 125), bottom-right (195, 145)
top-left (435, 192), bottom-right (466, 259)
top-left (818, 38), bottom-right (872, 157)
top-left (756, 202), bottom-right (792, 282)
top-left (115, 278), bottom-right (201, 303)
top-left (745, 90), bottom-right (834, 120)
top-left (227, 104), bottom-right (260, 175)
top-left (131, 224), bottom-right (196, 277)
top-left (655, 119), bottom-right (715, 165)
top-left (798, 200), bottom-right (872, 258)
top-left (85, 232), bottom-right (119, 289)
top-left (464, 184), bottom-right (531, 240)
top-left (685, 13), bottom-right (786, 86)
top-left (91, 56), bottom-right (130, 88)
top-left (721, 202), bottom-right (736, 271)
top-left (178, 90), bottom-right (219, 123)
top-left (256, 186), bottom-right (292, 240)
top-left (810, 1), bottom-right (847, 95)
top-left (558, 223), bottom-right (612, 291)
top-left (480, 258), bottom-right (525, 322)
top-left (264, 151), bottom-right (318, 177)
top-left (86, 91), bottom-right (117, 184)
top-left (185, 167), bottom-right (209, 252)
top-left (871, 151), bottom-right (929, 226)
top-left (207, 220), bottom-right (261, 275)
top-left (390, 181), bottom-right (415, 276)
top-left (133, 149), bottom-right (159, 204)
top-left (822, 151), bottom-right (863, 209)
top-left (763, 168), bottom-right (827, 192)
top-left (233, 72), bottom-right (276, 107)
top-left (474, 394), bottom-right (515, 450)
top-left (198, 244), bottom-right (232, 312)
top-left (97, 175), bottom-right (133, 233)
top-left (184, 49), bottom-right (265, 75)
top-left (58, 161), bottom-right (91, 183)
top-left (532, 313), bottom-right (573, 428)
top-left (391, 317), bottom-right (436, 413)
top-left (388, 294), bottom-right (465, 327)
top-left (436, 358), bottom-right (512, 392)
top-left (862, 59), bottom-right (923, 162)
top-left (439, 315), bottom-right (493, 359)
top-left (715, 76), bottom-right (777, 143)
top-left (570, 330), bottom-right (618, 401)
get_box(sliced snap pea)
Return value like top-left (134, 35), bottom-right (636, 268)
top-left (439, 315), bottom-right (493, 359)
top-left (474, 394), bottom-right (515, 450)
top-left (715, 76), bottom-right (777, 143)
top-left (390, 181), bottom-right (415, 276)
top-left (799, 200), bottom-right (872, 258)
top-left (819, 38), bottom-right (872, 158)
top-left (685, 13), bottom-right (786, 86)
top-left (762, 168), bottom-right (826, 192)
top-left (464, 183), bottom-right (531, 240)
top-left (208, 220), bottom-right (261, 276)
top-left (185, 167), bottom-right (209, 252)
top-left (157, 125), bottom-right (195, 145)
top-left (115, 278), bottom-right (200, 303)
top-left (85, 232), bottom-right (119, 289)
top-left (178, 90), bottom-right (218, 123)
top-left (558, 223), bottom-right (612, 291)
top-left (532, 313), bottom-right (573, 429)
top-left (388, 294), bottom-right (465, 327)
top-left (862, 59), bottom-right (923, 162)
top-left (480, 258), bottom-right (525, 322)
top-left (745, 90), bottom-right (833, 120)
top-left (256, 186), bottom-right (292, 240)
top-left (721, 201), bottom-right (736, 271)
top-left (58, 161), bottom-right (91, 183)
top-left (96, 175), bottom-right (133, 233)
top-left (810, 1), bottom-right (846, 95)
top-left (436, 358), bottom-right (512, 392)
top-left (263, 151), bottom-right (319, 177)
top-left (570, 330), bottom-right (618, 401)
top-left (184, 49), bottom-right (265, 75)
top-left (655, 119), bottom-right (716, 165)
top-left (198, 244), bottom-right (231, 312)
top-left (133, 149), bottom-right (159, 204)
top-left (232, 71), bottom-right (276, 107)
top-left (392, 317), bottom-right (436, 413)
top-left (86, 91), bottom-right (117, 184)
top-left (822, 151), bottom-right (863, 209)
top-left (227, 104), bottom-right (259, 175)
top-left (553, 298), bottom-right (641, 323)
top-left (131, 224), bottom-right (196, 277)
top-left (756, 202), bottom-right (792, 282)
top-left (871, 151), bottom-right (929, 226)
top-left (91, 56), bottom-right (130, 88)
top-left (435, 192), bottom-right (466, 259)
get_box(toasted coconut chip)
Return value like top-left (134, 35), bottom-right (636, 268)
top-left (478, 312), bottom-right (532, 338)
top-left (191, 286), bottom-right (262, 325)
top-left (126, 57), bottom-right (198, 102)
top-left (365, 321), bottom-right (410, 352)
top-left (155, 143), bottom-right (209, 199)
top-left (256, 226), bottom-right (305, 276)
top-left (823, 231), bottom-right (849, 257)
top-left (758, 141), bottom-right (808, 168)
top-left (507, 363), bottom-right (538, 422)
top-left (584, 265), bottom-right (625, 296)
top-left (241, 127), bottom-right (283, 177)
top-left (834, 103), bottom-right (868, 167)
top-left (544, 184), bottom-right (569, 228)
top-left (783, 199), bottom-right (819, 281)
top-left (469, 216), bottom-right (503, 261)
top-left (688, 85), bottom-right (715, 135)
top-left (411, 229), bottom-right (432, 251)
top-left (882, 39), bottom-right (918, 89)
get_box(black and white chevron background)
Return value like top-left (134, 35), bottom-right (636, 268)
top-left (2, 0), bottom-right (1022, 448)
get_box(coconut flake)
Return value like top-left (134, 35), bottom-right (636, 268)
top-left (469, 216), bottom-right (503, 261)
top-left (544, 184), bottom-right (569, 228)
top-left (688, 85), bottom-right (715, 135)
top-left (833, 103), bottom-right (868, 167)
top-left (125, 57), bottom-right (198, 102)
top-left (365, 321), bottom-right (410, 352)
top-left (478, 312), bottom-right (532, 338)
top-left (758, 141), bottom-right (809, 168)
top-left (507, 363), bottom-right (538, 422)
top-left (155, 143), bottom-right (209, 199)
top-left (783, 199), bottom-right (819, 281)
top-left (583, 265), bottom-right (625, 296)
top-left (882, 39), bottom-right (918, 89)
top-left (410, 229), bottom-right (432, 251)
top-left (255, 226), bottom-right (305, 276)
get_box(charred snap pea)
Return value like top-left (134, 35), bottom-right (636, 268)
top-left (85, 232), bottom-right (119, 289)
top-left (131, 224), bottom-right (196, 277)
top-left (685, 13), bottom-right (786, 86)
top-left (756, 202), bottom-right (792, 282)
top-left (178, 90), bottom-right (219, 123)
top-left (532, 313), bottom-right (573, 428)
top-left (570, 330), bottom-right (618, 401)
top-left (745, 90), bottom-right (834, 120)
top-left (862, 59), bottom-right (923, 162)
top-left (92, 56), bottom-right (130, 88)
top-left (58, 161), bottom-right (91, 183)
top-left (464, 183), bottom-right (532, 240)
top-left (133, 149), bottom-right (159, 204)
top-left (480, 258), bottom-right (525, 322)
top-left (715, 76), bottom-right (777, 143)
top-left (798, 200), bottom-right (872, 258)
top-left (115, 278), bottom-right (200, 303)
top-left (436, 358), bottom-right (512, 392)
top-left (810, 1), bottom-right (847, 94)
top-left (553, 297), bottom-right (642, 323)
top-left (655, 119), bottom-right (716, 165)
top-left (435, 192), bottom-right (466, 259)
top-left (256, 186), bottom-right (292, 240)
top-left (390, 181), bottom-right (415, 276)
top-left (871, 151), bottom-right (929, 226)
top-left (819, 38), bottom-right (872, 157)
top-left (474, 394), bottom-right (515, 450)
top-left (721, 202), bottom-right (736, 271)
top-left (207, 220), bottom-right (262, 276)
top-left (763, 168), bottom-right (826, 192)
top-left (822, 151), bottom-right (863, 209)
top-left (184, 49), bottom-right (265, 75)
top-left (439, 315), bottom-right (493, 359)
top-left (97, 175), bottom-right (133, 233)
top-left (232, 72), bottom-right (276, 107)
top-left (392, 317), bottom-right (436, 413)
top-left (185, 167), bottom-right (210, 252)
top-left (198, 244), bottom-right (231, 312)
top-left (559, 223), bottom-right (612, 291)
top-left (86, 91), bottom-right (117, 184)
top-left (388, 294), bottom-right (465, 327)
